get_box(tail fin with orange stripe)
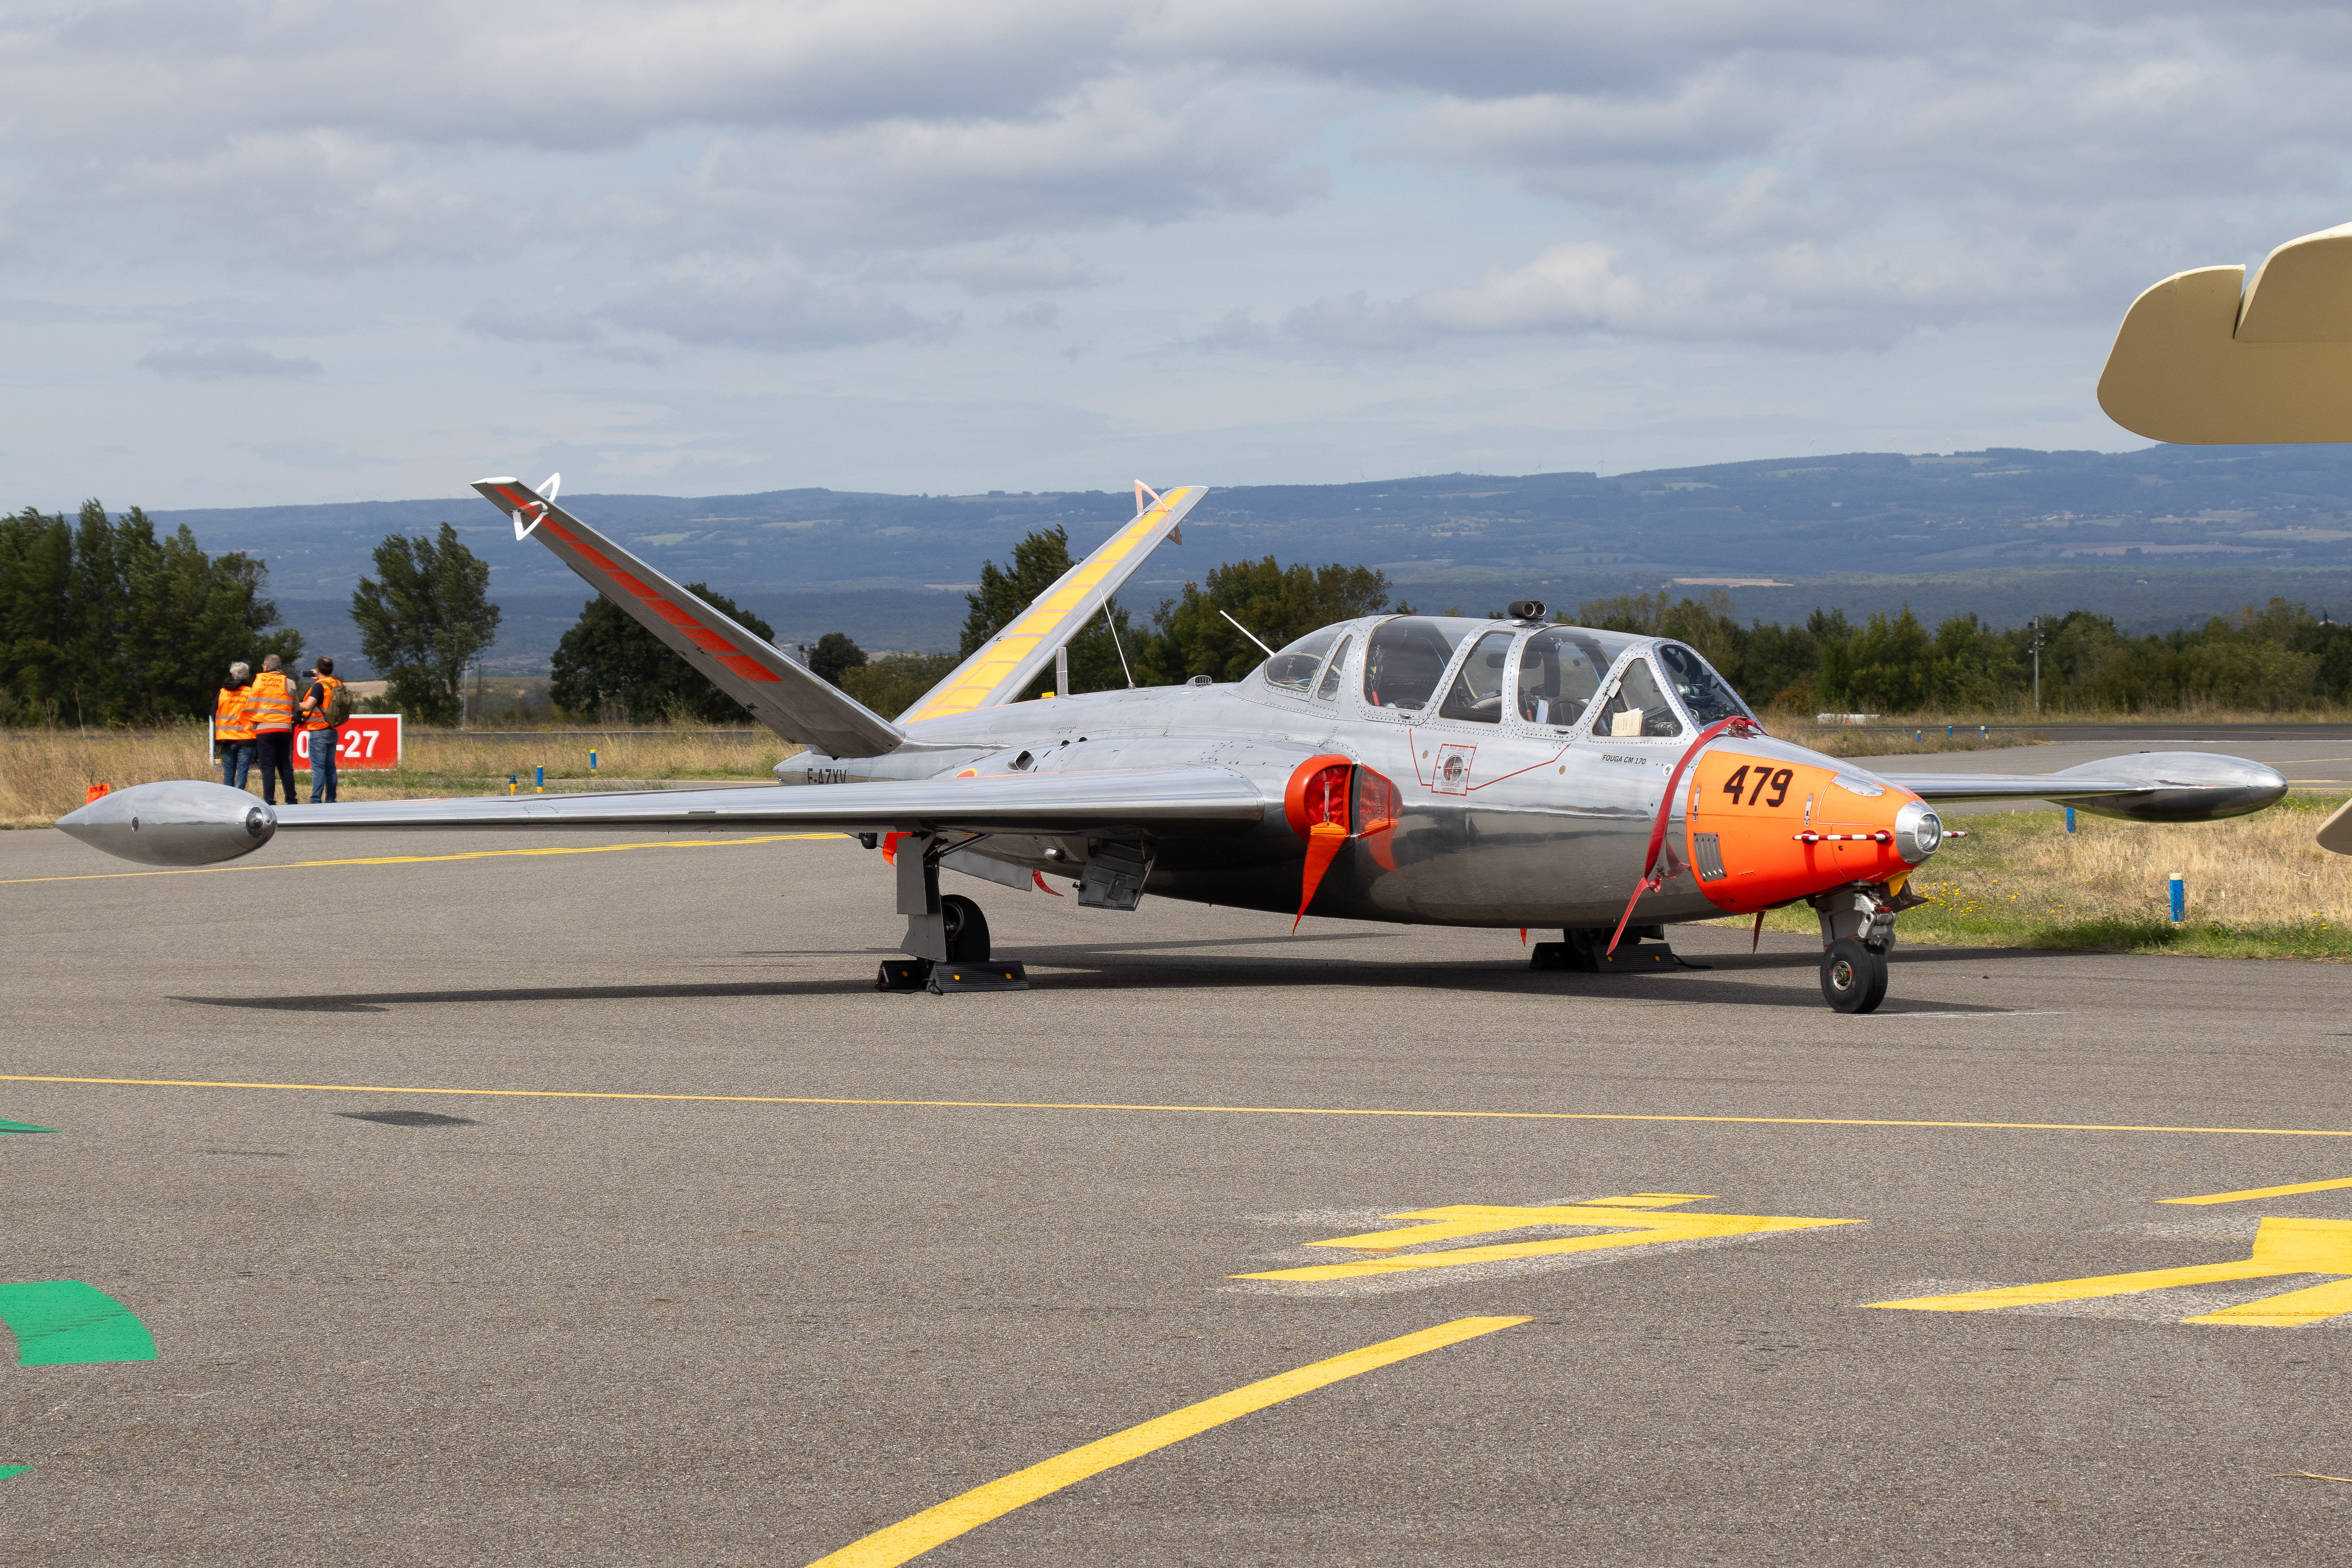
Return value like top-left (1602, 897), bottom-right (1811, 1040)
top-left (898, 484), bottom-right (1206, 724)
top-left (471, 476), bottom-right (903, 758)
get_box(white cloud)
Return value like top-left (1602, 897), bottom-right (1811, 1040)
top-left (248, 438), bottom-right (391, 469)
top-left (16, 2), bottom-right (2352, 507)
top-left (464, 305), bottom-right (605, 344)
top-left (604, 266), bottom-right (948, 353)
top-left (136, 343), bottom-right (322, 378)
top-left (1002, 301), bottom-right (1061, 331)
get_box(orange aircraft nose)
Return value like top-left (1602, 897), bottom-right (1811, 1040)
top-left (1683, 750), bottom-right (1943, 913)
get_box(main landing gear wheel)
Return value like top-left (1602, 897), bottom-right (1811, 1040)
top-left (1819, 937), bottom-right (1888, 1014)
top-left (940, 894), bottom-right (991, 963)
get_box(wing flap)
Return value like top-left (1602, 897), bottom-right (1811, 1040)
top-left (472, 477), bottom-right (902, 758)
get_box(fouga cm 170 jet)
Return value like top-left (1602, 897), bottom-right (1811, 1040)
top-left (60, 478), bottom-right (2286, 1013)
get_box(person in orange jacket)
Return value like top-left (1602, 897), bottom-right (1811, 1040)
top-left (299, 655), bottom-right (346, 803)
top-left (247, 653), bottom-right (300, 805)
top-left (214, 661), bottom-right (255, 789)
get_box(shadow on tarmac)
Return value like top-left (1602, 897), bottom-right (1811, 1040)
top-left (171, 936), bottom-right (2042, 1015)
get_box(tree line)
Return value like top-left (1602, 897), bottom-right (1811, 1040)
top-left (0, 501), bottom-right (304, 725)
top-left (548, 524), bottom-right (2352, 722)
top-left (1581, 589), bottom-right (2352, 715)
top-left (18, 503), bottom-right (2347, 730)
top-left (0, 506), bottom-right (503, 728)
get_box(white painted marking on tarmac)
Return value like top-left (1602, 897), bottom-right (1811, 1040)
top-left (1883, 1011), bottom-right (2064, 1019)
top-left (1876, 1275), bottom-right (2352, 1327)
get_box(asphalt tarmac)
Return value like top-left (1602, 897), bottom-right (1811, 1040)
top-left (5, 821), bottom-right (2351, 1565)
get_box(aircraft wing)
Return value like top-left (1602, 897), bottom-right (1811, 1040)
top-left (898, 485), bottom-right (1206, 724)
top-left (473, 477), bottom-right (902, 758)
top-left (1877, 752), bottom-right (2284, 822)
top-left (57, 770), bottom-right (1269, 867)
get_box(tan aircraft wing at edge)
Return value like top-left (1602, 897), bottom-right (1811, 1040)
top-left (899, 484), bottom-right (1207, 725)
top-left (2097, 222), bottom-right (2352, 444)
top-left (473, 477), bottom-right (902, 759)
top-left (2097, 220), bottom-right (2352, 855)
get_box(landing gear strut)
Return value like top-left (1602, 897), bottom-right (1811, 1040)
top-left (877, 837), bottom-right (1027, 991)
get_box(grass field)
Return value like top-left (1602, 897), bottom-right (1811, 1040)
top-left (3, 717), bottom-right (2030, 827)
top-left (13, 724), bottom-right (2350, 961)
top-left (0, 724), bottom-right (799, 827)
top-left (1721, 792), bottom-right (2352, 961)
top-left (1760, 719), bottom-right (2044, 758)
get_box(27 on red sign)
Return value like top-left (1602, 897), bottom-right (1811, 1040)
top-left (295, 715), bottom-right (403, 769)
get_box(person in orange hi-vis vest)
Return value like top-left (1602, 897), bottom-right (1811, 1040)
top-left (213, 661), bottom-right (256, 790)
top-left (299, 655), bottom-right (346, 803)
top-left (247, 652), bottom-right (300, 805)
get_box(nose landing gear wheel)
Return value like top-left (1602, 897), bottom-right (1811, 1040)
top-left (940, 894), bottom-right (991, 963)
top-left (1820, 936), bottom-right (1889, 1014)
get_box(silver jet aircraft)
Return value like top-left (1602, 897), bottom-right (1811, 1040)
top-left (60, 479), bottom-right (2286, 1013)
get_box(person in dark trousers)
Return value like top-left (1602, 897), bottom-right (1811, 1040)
top-left (247, 652), bottom-right (300, 804)
top-left (214, 662), bottom-right (255, 789)
top-left (300, 656), bottom-right (345, 803)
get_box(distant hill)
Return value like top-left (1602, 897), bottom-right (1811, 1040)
top-left (151, 445), bottom-right (2352, 672)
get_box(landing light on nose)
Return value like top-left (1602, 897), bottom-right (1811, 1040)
top-left (1894, 800), bottom-right (1944, 864)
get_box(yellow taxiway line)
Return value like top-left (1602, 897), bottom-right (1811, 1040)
top-left (804, 1316), bottom-right (1528, 1568)
top-left (2162, 1175), bottom-right (2352, 1205)
top-left (2, 1074), bottom-right (2350, 1139)
top-left (0, 832), bottom-right (846, 885)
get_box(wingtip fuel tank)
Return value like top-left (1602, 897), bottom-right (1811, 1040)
top-left (2054, 752), bottom-right (2287, 822)
top-left (55, 780), bottom-right (277, 867)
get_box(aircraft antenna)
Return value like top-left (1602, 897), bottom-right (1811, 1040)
top-left (1103, 597), bottom-right (1136, 687)
top-left (1219, 609), bottom-right (1277, 658)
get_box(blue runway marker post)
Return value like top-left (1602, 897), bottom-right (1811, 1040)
top-left (508, 773), bottom-right (517, 795)
top-left (1946, 726), bottom-right (1953, 737)
top-left (2065, 807), bottom-right (2076, 833)
top-left (535, 765), bottom-right (545, 793)
top-left (2169, 872), bottom-right (2186, 922)
top-left (589, 750), bottom-right (598, 771)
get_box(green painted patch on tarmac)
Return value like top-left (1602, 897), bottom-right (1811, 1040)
top-left (0, 1119), bottom-right (52, 1134)
top-left (0, 1466), bottom-right (28, 1483)
top-left (0, 1282), bottom-right (156, 1365)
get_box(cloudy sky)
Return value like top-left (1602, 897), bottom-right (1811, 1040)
top-left (5, 0), bottom-right (2347, 508)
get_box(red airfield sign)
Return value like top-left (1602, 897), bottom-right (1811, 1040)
top-left (212, 715), bottom-right (403, 769)
top-left (297, 716), bottom-right (402, 768)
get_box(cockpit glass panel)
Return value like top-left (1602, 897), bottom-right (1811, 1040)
top-left (1314, 635), bottom-right (1353, 700)
top-left (1261, 625), bottom-right (1340, 693)
top-left (1590, 656), bottom-right (1685, 739)
top-left (1515, 628), bottom-right (1607, 729)
top-left (1654, 642), bottom-right (1751, 725)
top-left (1360, 617), bottom-right (1465, 711)
top-left (1437, 630), bottom-right (1512, 723)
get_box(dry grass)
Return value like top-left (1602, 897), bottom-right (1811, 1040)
top-left (381, 729), bottom-right (801, 790)
top-left (1762, 721), bottom-right (2045, 758)
top-left (2, 723), bottom-right (214, 827)
top-left (1, 724), bottom-right (801, 827)
top-left (1728, 793), bottom-right (2352, 960)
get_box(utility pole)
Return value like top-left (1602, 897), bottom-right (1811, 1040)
top-left (2029, 617), bottom-right (2046, 716)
